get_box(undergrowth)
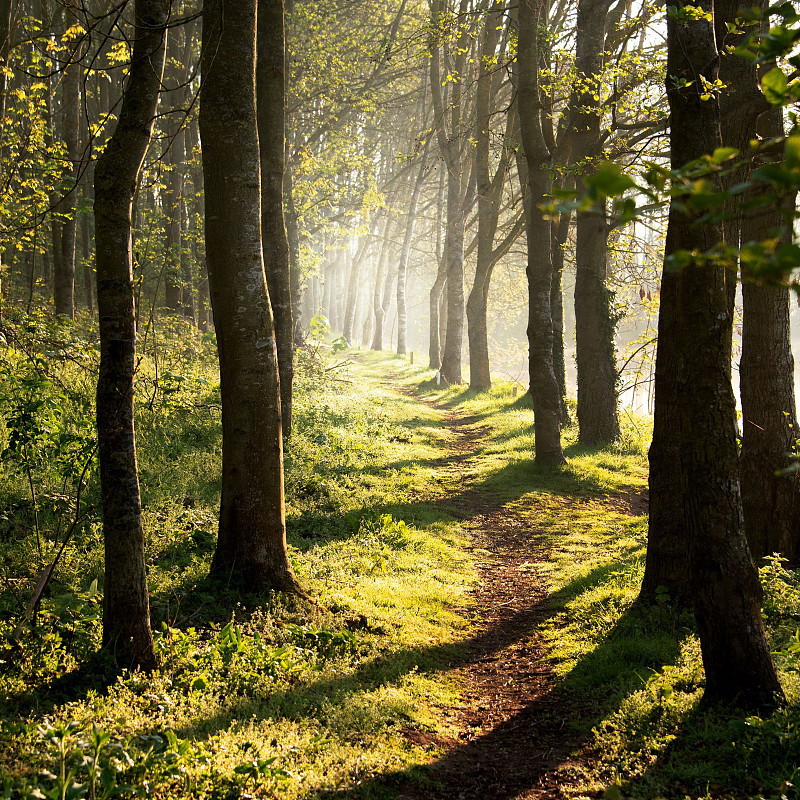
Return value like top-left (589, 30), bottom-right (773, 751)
top-left (1, 320), bottom-right (799, 800)
top-left (0, 314), bottom-right (471, 799)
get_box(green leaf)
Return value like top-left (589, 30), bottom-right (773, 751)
top-left (762, 66), bottom-right (788, 105)
top-left (711, 146), bottom-right (739, 164)
top-left (586, 161), bottom-right (636, 198)
top-left (784, 132), bottom-right (800, 170)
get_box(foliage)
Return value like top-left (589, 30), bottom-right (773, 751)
top-left (0, 349), bottom-right (472, 798)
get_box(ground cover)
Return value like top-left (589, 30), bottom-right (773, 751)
top-left (1, 321), bottom-right (799, 800)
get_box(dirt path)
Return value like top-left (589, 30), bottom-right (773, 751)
top-left (396, 398), bottom-right (588, 800)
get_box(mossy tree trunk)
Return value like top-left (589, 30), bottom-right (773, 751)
top-left (94, 0), bottom-right (170, 671)
top-left (200, 0), bottom-right (302, 594)
top-left (573, 0), bottom-right (620, 446)
top-left (518, 0), bottom-right (566, 466)
top-left (257, 0), bottom-right (294, 436)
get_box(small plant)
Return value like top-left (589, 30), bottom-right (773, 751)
top-left (286, 623), bottom-right (358, 657)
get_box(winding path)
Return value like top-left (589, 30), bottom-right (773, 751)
top-left (395, 392), bottom-right (586, 800)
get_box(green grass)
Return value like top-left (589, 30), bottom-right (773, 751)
top-left (1, 325), bottom-right (800, 800)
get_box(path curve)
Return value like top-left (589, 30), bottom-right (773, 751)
top-left (395, 389), bottom-right (585, 800)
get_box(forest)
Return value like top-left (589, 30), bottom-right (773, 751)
top-left (1, 0), bottom-right (800, 797)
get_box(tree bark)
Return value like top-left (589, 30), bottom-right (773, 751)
top-left (667, 0), bottom-right (783, 708)
top-left (713, 0), bottom-right (800, 566)
top-left (55, 7), bottom-right (81, 319)
top-left (551, 191), bottom-right (571, 423)
top-left (466, 2), bottom-right (507, 389)
top-left (430, 0), bottom-right (469, 384)
top-left (573, 0), bottom-right (620, 445)
top-left (397, 143), bottom-right (428, 355)
top-left (640, 266), bottom-right (689, 604)
top-left (94, 0), bottom-right (170, 671)
top-left (200, 0), bottom-right (301, 594)
top-left (257, 0), bottom-right (294, 436)
top-left (163, 126), bottom-right (184, 313)
top-left (371, 211), bottom-right (392, 351)
top-left (0, 0), bottom-right (12, 312)
top-left (517, 0), bottom-right (565, 466)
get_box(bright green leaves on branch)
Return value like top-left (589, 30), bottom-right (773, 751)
top-left (762, 66), bottom-right (789, 105)
top-left (586, 161), bottom-right (637, 199)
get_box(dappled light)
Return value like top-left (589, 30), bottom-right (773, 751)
top-left (1, 0), bottom-right (800, 798)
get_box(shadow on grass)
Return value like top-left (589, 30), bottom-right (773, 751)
top-left (617, 695), bottom-right (800, 798)
top-left (167, 560), bottom-right (687, 800)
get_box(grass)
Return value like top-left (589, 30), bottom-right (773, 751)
top-left (1, 321), bottom-right (799, 799)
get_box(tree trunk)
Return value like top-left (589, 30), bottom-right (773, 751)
top-left (573, 0), bottom-right (620, 445)
top-left (200, 0), bottom-right (301, 594)
top-left (640, 266), bottom-right (689, 604)
top-left (343, 236), bottom-right (369, 344)
top-left (430, 0), bottom-right (468, 385)
top-left (667, 0), bottom-right (783, 709)
top-left (551, 200), bottom-right (571, 423)
top-left (466, 2), bottom-right (505, 389)
top-left (285, 158), bottom-right (303, 340)
top-left (397, 145), bottom-right (428, 355)
top-left (713, 0), bottom-right (800, 566)
top-left (0, 0), bottom-right (12, 312)
top-left (81, 160), bottom-right (95, 315)
top-left (257, 0), bottom-right (294, 436)
top-left (55, 20), bottom-right (80, 320)
top-left (440, 171), bottom-right (465, 383)
top-left (429, 256), bottom-right (446, 370)
top-left (429, 163), bottom-right (446, 369)
top-left (163, 129), bottom-right (184, 313)
top-left (94, 0), bottom-right (170, 671)
top-left (371, 212), bottom-right (392, 351)
top-left (517, 0), bottom-right (565, 466)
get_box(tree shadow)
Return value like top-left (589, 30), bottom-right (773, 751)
top-left (167, 559), bottom-right (686, 800)
top-left (615, 694), bottom-right (800, 798)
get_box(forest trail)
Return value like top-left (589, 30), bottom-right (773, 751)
top-left (392, 383), bottom-right (588, 800)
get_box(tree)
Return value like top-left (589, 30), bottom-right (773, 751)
top-left (94, 0), bottom-right (171, 670)
top-left (54, 0), bottom-right (81, 319)
top-left (714, 0), bottom-right (800, 566)
top-left (572, 0), bottom-right (621, 446)
top-left (429, 0), bottom-right (470, 384)
top-left (466, 3), bottom-right (518, 390)
top-left (199, 0), bottom-right (302, 593)
top-left (257, 0), bottom-right (294, 436)
top-left (517, 0), bottom-right (566, 466)
top-left (666, 0), bottom-right (783, 708)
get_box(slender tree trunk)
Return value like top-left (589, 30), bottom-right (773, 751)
top-left (668, 0), bottom-right (783, 708)
top-left (94, 0), bottom-right (170, 671)
top-left (551, 200), bottom-right (571, 422)
top-left (200, 0), bottom-right (301, 594)
top-left (81, 162), bottom-right (94, 314)
top-left (518, 0), bottom-right (565, 465)
top-left (397, 145), bottom-right (428, 355)
top-left (55, 14), bottom-right (80, 320)
top-left (440, 172), bottom-right (465, 383)
top-left (573, 0), bottom-right (620, 445)
top-left (429, 257), bottom-right (446, 370)
top-left (430, 0), bottom-right (468, 384)
top-left (285, 159), bottom-right (302, 339)
top-left (429, 163), bottom-right (446, 369)
top-left (0, 0), bottom-right (13, 312)
top-left (466, 3), bottom-right (504, 389)
top-left (343, 237), bottom-right (369, 344)
top-left (371, 212), bottom-right (392, 351)
top-left (163, 129), bottom-right (184, 312)
top-left (257, 0), bottom-right (294, 436)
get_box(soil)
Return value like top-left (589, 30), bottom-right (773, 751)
top-left (393, 399), bottom-right (603, 800)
